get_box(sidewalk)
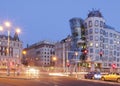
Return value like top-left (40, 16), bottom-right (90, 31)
top-left (0, 73), bottom-right (39, 80)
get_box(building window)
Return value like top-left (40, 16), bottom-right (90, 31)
top-left (89, 21), bottom-right (92, 27)
top-left (117, 41), bottom-right (119, 44)
top-left (117, 64), bottom-right (119, 67)
top-left (89, 29), bottom-right (93, 34)
top-left (89, 48), bottom-right (93, 53)
top-left (117, 58), bottom-right (119, 62)
top-left (104, 50), bottom-right (108, 55)
top-left (95, 36), bottom-right (99, 41)
top-left (117, 52), bottom-right (120, 56)
top-left (100, 29), bottom-right (103, 34)
top-left (110, 45), bottom-right (113, 50)
top-left (114, 45), bottom-right (116, 50)
top-left (116, 35), bottom-right (119, 39)
top-left (104, 38), bottom-right (108, 43)
top-left (117, 47), bottom-right (120, 51)
top-left (109, 51), bottom-right (113, 56)
top-left (105, 44), bottom-right (109, 49)
top-left (104, 32), bottom-right (108, 37)
top-left (84, 22), bottom-right (87, 28)
top-left (100, 21), bottom-right (103, 27)
top-left (113, 34), bottom-right (116, 38)
top-left (104, 63), bottom-right (107, 66)
top-left (95, 49), bottom-right (99, 54)
top-left (114, 57), bottom-right (116, 61)
top-left (89, 42), bottom-right (93, 47)
top-left (3, 47), bottom-right (4, 50)
top-left (95, 56), bottom-right (99, 61)
top-left (110, 39), bottom-right (113, 44)
top-left (90, 36), bottom-right (93, 40)
top-left (72, 32), bottom-right (78, 37)
top-left (95, 43), bottom-right (99, 48)
top-left (95, 20), bottom-right (99, 26)
top-left (86, 30), bottom-right (88, 35)
top-left (109, 58), bottom-right (113, 62)
top-left (109, 33), bottom-right (112, 37)
top-left (95, 28), bottom-right (99, 33)
top-left (100, 42), bottom-right (103, 47)
top-left (100, 36), bottom-right (103, 41)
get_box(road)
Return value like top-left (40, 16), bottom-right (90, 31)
top-left (0, 75), bottom-right (120, 86)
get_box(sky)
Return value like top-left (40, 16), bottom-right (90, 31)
top-left (0, 0), bottom-right (120, 48)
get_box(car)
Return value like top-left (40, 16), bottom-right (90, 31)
top-left (84, 71), bottom-right (102, 79)
top-left (101, 73), bottom-right (120, 82)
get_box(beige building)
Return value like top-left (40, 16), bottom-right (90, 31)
top-left (0, 32), bottom-right (23, 70)
top-left (23, 40), bottom-right (55, 67)
top-left (54, 35), bottom-right (72, 68)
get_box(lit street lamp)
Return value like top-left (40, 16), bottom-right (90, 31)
top-left (3, 21), bottom-right (21, 76)
top-left (52, 57), bottom-right (57, 61)
top-left (4, 21), bottom-right (11, 76)
top-left (0, 26), bottom-right (3, 31)
top-left (52, 56), bottom-right (57, 72)
top-left (75, 51), bottom-right (78, 78)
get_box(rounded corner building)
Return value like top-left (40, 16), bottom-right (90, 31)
top-left (70, 10), bottom-right (120, 72)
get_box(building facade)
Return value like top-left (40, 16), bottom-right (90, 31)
top-left (84, 10), bottom-right (120, 72)
top-left (54, 35), bottom-right (72, 68)
top-left (23, 40), bottom-right (55, 67)
top-left (69, 18), bottom-right (86, 62)
top-left (0, 32), bottom-right (23, 70)
top-left (69, 10), bottom-right (120, 72)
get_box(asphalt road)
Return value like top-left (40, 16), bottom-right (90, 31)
top-left (0, 76), bottom-right (120, 86)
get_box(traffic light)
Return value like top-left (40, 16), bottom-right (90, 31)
top-left (67, 63), bottom-right (70, 67)
top-left (112, 64), bottom-right (116, 69)
top-left (83, 49), bottom-right (88, 54)
top-left (99, 51), bottom-right (103, 57)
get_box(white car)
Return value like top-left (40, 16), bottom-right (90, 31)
top-left (94, 72), bottom-right (102, 80)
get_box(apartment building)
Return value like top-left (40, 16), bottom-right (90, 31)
top-left (0, 32), bottom-right (23, 70)
top-left (23, 40), bottom-right (55, 67)
top-left (69, 10), bottom-right (120, 72)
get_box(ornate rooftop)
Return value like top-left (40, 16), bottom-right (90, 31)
top-left (88, 10), bottom-right (103, 18)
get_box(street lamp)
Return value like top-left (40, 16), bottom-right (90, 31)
top-left (23, 50), bottom-right (26, 55)
top-left (22, 50), bottom-right (27, 65)
top-left (15, 28), bottom-right (21, 34)
top-left (0, 26), bottom-right (3, 32)
top-left (52, 56), bottom-right (57, 72)
top-left (4, 21), bottom-right (11, 76)
top-left (0, 21), bottom-right (21, 76)
top-left (52, 56), bottom-right (57, 61)
top-left (75, 51), bottom-right (78, 78)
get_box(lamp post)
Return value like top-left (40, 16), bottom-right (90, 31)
top-left (52, 56), bottom-right (57, 72)
top-left (4, 21), bottom-right (11, 76)
top-left (15, 28), bottom-right (21, 64)
top-left (0, 26), bottom-right (3, 32)
top-left (75, 51), bottom-right (78, 78)
top-left (22, 50), bottom-right (27, 65)
top-left (4, 22), bottom-right (21, 76)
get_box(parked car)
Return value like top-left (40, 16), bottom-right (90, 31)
top-left (84, 71), bottom-right (102, 79)
top-left (101, 73), bottom-right (120, 82)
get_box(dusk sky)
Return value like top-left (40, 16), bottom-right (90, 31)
top-left (0, 0), bottom-right (120, 47)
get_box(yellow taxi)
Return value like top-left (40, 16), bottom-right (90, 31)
top-left (101, 73), bottom-right (120, 82)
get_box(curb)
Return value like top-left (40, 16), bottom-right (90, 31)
top-left (0, 76), bottom-right (38, 80)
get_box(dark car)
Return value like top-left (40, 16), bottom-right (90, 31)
top-left (84, 71), bottom-right (101, 79)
